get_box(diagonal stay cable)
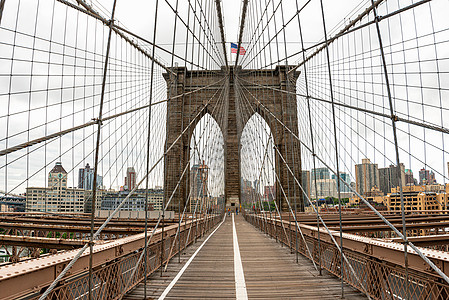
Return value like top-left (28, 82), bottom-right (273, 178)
top-left (126, 77), bottom-right (227, 284)
top-left (234, 77), bottom-right (291, 247)
top-left (56, 0), bottom-right (173, 74)
top-left (239, 78), bottom-right (449, 286)
top-left (37, 78), bottom-right (226, 300)
top-left (238, 77), bottom-right (449, 135)
top-left (238, 76), bottom-right (370, 294)
top-left (235, 77), bottom-right (317, 272)
top-left (0, 79), bottom-right (224, 157)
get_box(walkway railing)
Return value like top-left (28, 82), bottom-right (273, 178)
top-left (244, 212), bottom-right (449, 300)
top-left (0, 214), bottom-right (221, 300)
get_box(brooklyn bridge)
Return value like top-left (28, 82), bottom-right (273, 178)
top-left (1, 0), bottom-right (449, 299)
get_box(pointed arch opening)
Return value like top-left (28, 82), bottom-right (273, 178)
top-left (239, 113), bottom-right (276, 211)
top-left (189, 113), bottom-right (225, 212)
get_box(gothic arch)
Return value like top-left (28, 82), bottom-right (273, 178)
top-left (163, 65), bottom-right (303, 212)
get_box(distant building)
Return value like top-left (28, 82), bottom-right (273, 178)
top-left (311, 167), bottom-right (330, 180)
top-left (83, 189), bottom-right (104, 213)
top-left (350, 184), bottom-right (448, 212)
top-left (331, 172), bottom-right (351, 193)
top-left (264, 185), bottom-right (275, 202)
top-left (355, 158), bottom-right (379, 196)
top-left (190, 161), bottom-right (209, 211)
top-left (430, 171), bottom-right (436, 184)
top-left (124, 167), bottom-right (137, 191)
top-left (386, 185), bottom-right (448, 212)
top-left (26, 162), bottom-right (85, 213)
top-left (419, 168), bottom-right (436, 185)
top-left (100, 188), bottom-right (164, 211)
top-left (349, 188), bottom-right (388, 207)
top-left (241, 179), bottom-right (256, 205)
top-left (241, 179), bottom-right (253, 192)
top-left (253, 180), bottom-right (260, 191)
top-left (310, 178), bottom-right (338, 199)
top-left (191, 161), bottom-right (209, 198)
top-left (405, 169), bottom-right (416, 186)
top-left (378, 164), bottom-right (405, 195)
top-left (78, 163), bottom-right (103, 190)
top-left (419, 168), bottom-right (429, 185)
top-left (190, 196), bottom-right (211, 213)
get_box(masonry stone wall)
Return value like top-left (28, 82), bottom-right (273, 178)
top-left (163, 66), bottom-right (303, 212)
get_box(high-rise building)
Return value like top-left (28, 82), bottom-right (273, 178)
top-left (429, 171), bottom-right (436, 184)
top-left (78, 163), bottom-right (103, 190)
top-left (240, 179), bottom-right (259, 208)
top-left (405, 169), bottom-right (415, 186)
top-left (378, 164), bottom-right (405, 195)
top-left (355, 158), bottom-right (380, 196)
top-left (264, 185), bottom-right (275, 202)
top-left (191, 161), bottom-right (209, 198)
top-left (331, 172), bottom-right (351, 193)
top-left (311, 167), bottom-right (330, 180)
top-left (190, 161), bottom-right (209, 211)
top-left (124, 167), bottom-right (137, 191)
top-left (26, 162), bottom-right (85, 213)
top-left (310, 178), bottom-right (338, 199)
top-left (241, 179), bottom-right (252, 191)
top-left (419, 168), bottom-right (436, 185)
top-left (419, 168), bottom-right (429, 185)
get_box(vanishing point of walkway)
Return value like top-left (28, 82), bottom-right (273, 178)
top-left (125, 214), bottom-right (366, 299)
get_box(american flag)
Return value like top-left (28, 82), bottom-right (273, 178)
top-left (231, 43), bottom-right (246, 55)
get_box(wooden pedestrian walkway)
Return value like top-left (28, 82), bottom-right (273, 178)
top-left (125, 214), bottom-right (366, 299)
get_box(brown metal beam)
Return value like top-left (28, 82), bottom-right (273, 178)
top-left (390, 234), bottom-right (449, 246)
top-left (253, 214), bottom-right (449, 277)
top-left (297, 215), bottom-right (449, 226)
top-left (0, 222), bottom-right (144, 234)
top-left (332, 221), bottom-right (449, 233)
top-left (0, 215), bottom-right (220, 300)
top-left (0, 216), bottom-right (167, 228)
top-left (0, 235), bottom-right (88, 250)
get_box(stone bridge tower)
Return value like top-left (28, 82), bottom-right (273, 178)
top-left (163, 66), bottom-right (302, 213)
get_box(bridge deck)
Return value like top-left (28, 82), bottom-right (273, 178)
top-left (125, 214), bottom-right (366, 299)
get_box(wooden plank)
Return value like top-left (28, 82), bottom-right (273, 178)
top-left (125, 215), bottom-right (367, 299)
top-left (235, 215), bottom-right (366, 299)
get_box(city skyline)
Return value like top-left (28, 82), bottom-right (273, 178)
top-left (17, 157), bottom-right (442, 197)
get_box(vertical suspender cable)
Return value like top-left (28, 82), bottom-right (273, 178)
top-left (235, 0), bottom-right (249, 68)
top-left (369, 1), bottom-right (409, 298)
top-left (144, 0), bottom-right (160, 295)
top-left (88, 1), bottom-right (117, 299)
top-left (295, 0), bottom-right (322, 275)
top-left (318, 0), bottom-right (344, 295)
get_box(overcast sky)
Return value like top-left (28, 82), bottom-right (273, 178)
top-left (1, 0), bottom-right (449, 196)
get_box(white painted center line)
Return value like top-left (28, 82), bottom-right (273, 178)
top-left (232, 213), bottom-right (248, 300)
top-left (158, 215), bottom-right (226, 300)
